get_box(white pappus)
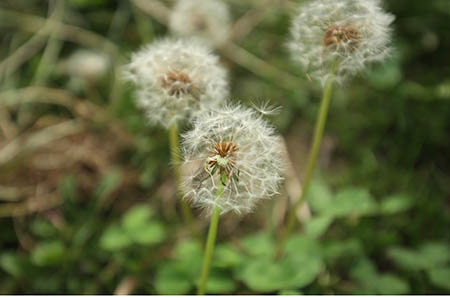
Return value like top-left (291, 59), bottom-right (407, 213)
top-left (123, 38), bottom-right (229, 127)
top-left (180, 103), bottom-right (284, 216)
top-left (288, 0), bottom-right (395, 85)
top-left (169, 0), bottom-right (231, 47)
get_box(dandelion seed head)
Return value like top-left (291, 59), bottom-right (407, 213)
top-left (65, 49), bottom-right (110, 80)
top-left (288, 0), bottom-right (394, 85)
top-left (181, 103), bottom-right (284, 216)
top-left (123, 38), bottom-right (229, 127)
top-left (169, 0), bottom-right (231, 46)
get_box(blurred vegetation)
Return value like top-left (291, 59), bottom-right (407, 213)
top-left (0, 0), bottom-right (449, 294)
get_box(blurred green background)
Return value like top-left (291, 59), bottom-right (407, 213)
top-left (0, 0), bottom-right (449, 294)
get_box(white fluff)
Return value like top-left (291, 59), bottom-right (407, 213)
top-left (65, 50), bottom-right (109, 80)
top-left (123, 38), bottom-right (229, 127)
top-left (169, 0), bottom-right (231, 46)
top-left (288, 0), bottom-right (394, 85)
top-left (181, 103), bottom-right (284, 216)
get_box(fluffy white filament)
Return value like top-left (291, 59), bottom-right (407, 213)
top-left (288, 0), bottom-right (394, 85)
top-left (181, 104), bottom-right (284, 216)
top-left (169, 0), bottom-right (231, 46)
top-left (123, 38), bottom-right (229, 127)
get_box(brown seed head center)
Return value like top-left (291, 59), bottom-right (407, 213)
top-left (207, 141), bottom-right (239, 182)
top-left (323, 25), bottom-right (360, 51)
top-left (160, 70), bottom-right (193, 97)
top-left (192, 15), bottom-right (208, 31)
top-left (209, 141), bottom-right (238, 158)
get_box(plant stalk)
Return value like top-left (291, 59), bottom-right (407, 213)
top-left (197, 208), bottom-right (220, 295)
top-left (197, 179), bottom-right (224, 295)
top-left (277, 71), bottom-right (336, 256)
top-left (169, 122), bottom-right (197, 237)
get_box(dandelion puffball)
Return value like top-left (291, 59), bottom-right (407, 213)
top-left (65, 49), bottom-right (110, 81)
top-left (169, 0), bottom-right (231, 46)
top-left (181, 104), bottom-right (284, 216)
top-left (288, 0), bottom-right (394, 84)
top-left (123, 38), bottom-right (229, 127)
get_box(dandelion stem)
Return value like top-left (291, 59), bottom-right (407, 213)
top-left (169, 122), bottom-right (197, 237)
top-left (197, 178), bottom-right (224, 295)
top-left (277, 68), bottom-right (336, 256)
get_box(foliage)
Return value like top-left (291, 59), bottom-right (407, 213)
top-left (0, 0), bottom-right (449, 294)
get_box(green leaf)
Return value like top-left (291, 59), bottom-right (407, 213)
top-left (174, 240), bottom-right (203, 261)
top-left (285, 235), bottom-right (321, 257)
top-left (304, 215), bottom-right (333, 238)
top-left (0, 253), bottom-right (27, 277)
top-left (323, 239), bottom-right (363, 260)
top-left (121, 205), bottom-right (166, 246)
top-left (282, 254), bottom-right (323, 290)
top-left (388, 247), bottom-right (426, 271)
top-left (238, 254), bottom-right (322, 292)
top-left (389, 242), bottom-right (450, 271)
top-left (99, 224), bottom-right (132, 251)
top-left (30, 219), bottom-right (58, 238)
top-left (171, 240), bottom-right (203, 281)
top-left (351, 259), bottom-right (410, 294)
top-left (122, 204), bottom-right (154, 231)
top-left (238, 259), bottom-right (287, 292)
top-left (379, 194), bottom-right (413, 214)
top-left (420, 243), bottom-right (450, 267)
top-left (373, 274), bottom-right (410, 294)
top-left (306, 179), bottom-right (333, 214)
top-left (213, 244), bottom-right (242, 269)
top-left (428, 267), bottom-right (450, 291)
top-left (241, 232), bottom-right (275, 257)
top-left (206, 270), bottom-right (236, 294)
top-left (351, 259), bottom-right (378, 286)
top-left (154, 262), bottom-right (193, 295)
top-left (330, 187), bottom-right (378, 217)
top-left (129, 222), bottom-right (166, 245)
top-left (278, 290), bottom-right (302, 295)
top-left (373, 274), bottom-right (410, 295)
top-left (58, 175), bottom-right (78, 202)
top-left (31, 241), bottom-right (65, 266)
top-left (93, 170), bottom-right (121, 202)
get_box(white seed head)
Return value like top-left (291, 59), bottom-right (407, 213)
top-left (288, 0), bottom-right (394, 85)
top-left (181, 103), bottom-right (284, 216)
top-left (123, 38), bottom-right (229, 127)
top-left (65, 49), bottom-right (110, 80)
top-left (169, 0), bottom-right (231, 46)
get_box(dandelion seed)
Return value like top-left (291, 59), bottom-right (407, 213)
top-left (288, 0), bottom-right (394, 84)
top-left (251, 100), bottom-right (282, 116)
top-left (181, 103), bottom-right (284, 216)
top-left (123, 38), bottom-right (229, 127)
top-left (169, 0), bottom-right (231, 46)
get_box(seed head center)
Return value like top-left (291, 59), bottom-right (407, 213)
top-left (160, 70), bottom-right (193, 97)
top-left (323, 24), bottom-right (360, 51)
top-left (215, 155), bottom-right (229, 168)
top-left (207, 141), bottom-right (240, 183)
top-left (192, 15), bottom-right (208, 31)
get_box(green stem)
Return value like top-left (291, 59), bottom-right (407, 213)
top-left (197, 180), bottom-right (224, 295)
top-left (169, 122), bottom-right (197, 237)
top-left (32, 0), bottom-right (64, 86)
top-left (277, 71), bottom-right (336, 256)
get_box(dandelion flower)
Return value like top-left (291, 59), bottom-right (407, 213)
top-left (64, 49), bottom-right (110, 81)
top-left (181, 104), bottom-right (284, 215)
top-left (169, 0), bottom-right (231, 46)
top-left (288, 0), bottom-right (394, 84)
top-left (123, 38), bottom-right (229, 127)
